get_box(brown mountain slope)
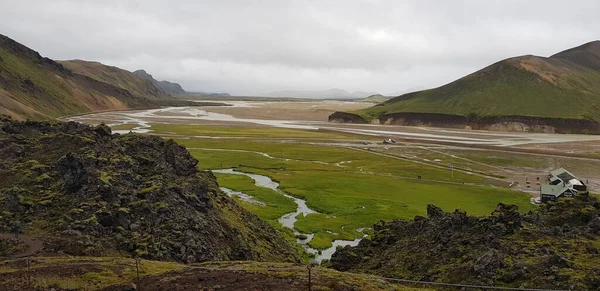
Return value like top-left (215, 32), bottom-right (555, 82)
top-left (0, 34), bottom-right (166, 120)
top-left (59, 60), bottom-right (170, 99)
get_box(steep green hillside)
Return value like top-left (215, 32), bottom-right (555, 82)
top-left (0, 117), bottom-right (299, 263)
top-left (0, 34), bottom-right (167, 120)
top-left (330, 195), bottom-right (600, 290)
top-left (60, 60), bottom-right (169, 99)
top-left (331, 41), bottom-right (600, 133)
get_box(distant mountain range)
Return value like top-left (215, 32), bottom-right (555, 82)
top-left (0, 34), bottom-right (188, 120)
top-left (330, 40), bottom-right (600, 134)
top-left (266, 88), bottom-right (378, 99)
top-left (187, 91), bottom-right (232, 97)
top-left (133, 69), bottom-right (186, 95)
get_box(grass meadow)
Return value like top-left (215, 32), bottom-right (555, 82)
top-left (117, 124), bottom-right (537, 249)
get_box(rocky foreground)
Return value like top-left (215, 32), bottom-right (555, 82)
top-left (329, 195), bottom-right (600, 290)
top-left (0, 117), bottom-right (298, 263)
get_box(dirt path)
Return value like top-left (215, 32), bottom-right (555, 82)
top-left (416, 146), bottom-right (511, 173)
top-left (351, 147), bottom-right (508, 184)
top-left (0, 233), bottom-right (43, 258)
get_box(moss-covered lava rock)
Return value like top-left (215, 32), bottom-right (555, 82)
top-left (0, 117), bottom-right (299, 263)
top-left (329, 195), bottom-right (600, 290)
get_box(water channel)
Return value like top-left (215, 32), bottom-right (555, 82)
top-left (212, 169), bottom-right (366, 263)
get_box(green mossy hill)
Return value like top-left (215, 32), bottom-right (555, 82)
top-left (330, 41), bottom-right (600, 133)
top-left (329, 194), bottom-right (600, 290)
top-left (0, 117), bottom-right (299, 263)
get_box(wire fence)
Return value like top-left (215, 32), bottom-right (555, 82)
top-left (0, 257), bottom-right (571, 291)
top-left (376, 276), bottom-right (567, 291)
top-left (0, 257), bottom-right (143, 291)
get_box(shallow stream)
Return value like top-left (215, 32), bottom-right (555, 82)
top-left (212, 169), bottom-right (365, 263)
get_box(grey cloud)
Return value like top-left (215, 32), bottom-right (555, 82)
top-left (0, 0), bottom-right (598, 95)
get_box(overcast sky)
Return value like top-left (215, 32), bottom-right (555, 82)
top-left (1, 0), bottom-right (598, 96)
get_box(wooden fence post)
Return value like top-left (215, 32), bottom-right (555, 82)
top-left (307, 264), bottom-right (312, 291)
top-left (27, 258), bottom-right (31, 290)
top-left (135, 258), bottom-right (141, 291)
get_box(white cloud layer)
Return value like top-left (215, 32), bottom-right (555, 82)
top-left (1, 0), bottom-right (598, 95)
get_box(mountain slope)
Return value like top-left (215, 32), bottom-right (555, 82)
top-left (0, 34), bottom-right (168, 120)
top-left (0, 118), bottom-right (299, 263)
top-left (330, 41), bottom-right (600, 133)
top-left (329, 195), bottom-right (600, 290)
top-left (60, 60), bottom-right (170, 99)
top-left (133, 69), bottom-right (185, 95)
top-left (551, 40), bottom-right (600, 71)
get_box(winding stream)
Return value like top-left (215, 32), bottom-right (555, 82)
top-left (212, 169), bottom-right (365, 263)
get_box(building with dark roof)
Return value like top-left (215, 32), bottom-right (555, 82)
top-left (540, 168), bottom-right (587, 203)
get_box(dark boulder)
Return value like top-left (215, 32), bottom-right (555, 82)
top-left (426, 204), bottom-right (445, 219)
top-left (473, 249), bottom-right (505, 275)
top-left (57, 153), bottom-right (89, 192)
top-left (94, 123), bottom-right (112, 136)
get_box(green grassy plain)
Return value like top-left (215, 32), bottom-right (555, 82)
top-left (373, 146), bottom-right (547, 179)
top-left (278, 171), bottom-right (534, 248)
top-left (181, 139), bottom-right (486, 183)
top-left (442, 149), bottom-right (548, 168)
top-left (151, 126), bottom-right (539, 249)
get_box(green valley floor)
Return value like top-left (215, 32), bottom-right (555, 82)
top-left (115, 123), bottom-right (537, 250)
